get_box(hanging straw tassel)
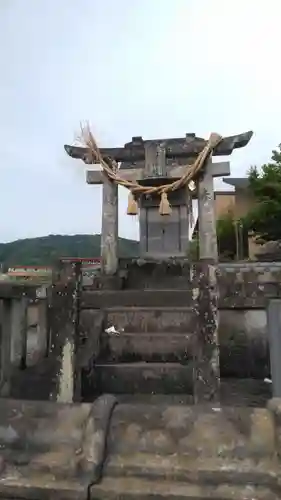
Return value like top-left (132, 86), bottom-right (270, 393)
top-left (159, 191), bottom-right (172, 216)
top-left (127, 191), bottom-right (139, 215)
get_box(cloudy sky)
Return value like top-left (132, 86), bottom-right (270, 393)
top-left (0, 0), bottom-right (280, 243)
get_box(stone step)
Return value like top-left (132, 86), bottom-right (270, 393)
top-left (105, 306), bottom-right (194, 334)
top-left (120, 260), bottom-right (192, 291)
top-left (92, 362), bottom-right (193, 395)
top-left (112, 378), bottom-right (272, 407)
top-left (105, 455), bottom-right (279, 488)
top-left (90, 476), bottom-right (279, 499)
top-left (81, 287), bottom-right (264, 311)
top-left (100, 332), bottom-right (193, 362)
top-left (81, 289), bottom-right (192, 309)
top-left (115, 393), bottom-right (193, 405)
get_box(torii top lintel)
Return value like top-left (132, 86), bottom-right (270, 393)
top-left (64, 130), bottom-right (253, 165)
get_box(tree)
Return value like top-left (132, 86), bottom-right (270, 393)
top-left (246, 144), bottom-right (281, 242)
top-left (217, 213), bottom-right (238, 260)
top-left (188, 212), bottom-right (247, 261)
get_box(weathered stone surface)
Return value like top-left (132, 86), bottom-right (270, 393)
top-left (79, 265), bottom-right (273, 387)
top-left (117, 259), bottom-right (281, 307)
top-left (5, 259), bottom-right (281, 402)
top-left (198, 158), bottom-right (218, 261)
top-left (267, 397), bottom-right (281, 457)
top-left (116, 379), bottom-right (271, 407)
top-left (267, 299), bottom-right (281, 397)
top-left (192, 262), bottom-right (220, 403)
top-left (119, 259), bottom-right (193, 290)
top-left (219, 308), bottom-right (269, 378)
top-left (91, 401), bottom-right (280, 499)
top-left (101, 171), bottom-right (118, 276)
top-left (0, 282), bottom-right (38, 300)
top-left (0, 397), bottom-right (280, 499)
top-left (65, 130), bottom-right (253, 164)
top-left (107, 403), bottom-right (276, 459)
top-left (0, 299), bottom-right (12, 397)
top-left (106, 306), bottom-right (194, 334)
top-left (0, 455), bottom-right (4, 474)
top-left (86, 161), bottom-right (230, 185)
top-left (49, 282), bottom-right (77, 402)
top-left (78, 310), bottom-right (104, 366)
top-left (0, 395), bottom-right (117, 497)
top-left (81, 290), bottom-right (192, 309)
top-left (10, 297), bottom-right (28, 368)
top-left (89, 274), bottom-right (125, 290)
top-left (100, 332), bottom-right (193, 363)
top-left (90, 478), bottom-right (280, 499)
top-left (91, 363), bottom-right (193, 395)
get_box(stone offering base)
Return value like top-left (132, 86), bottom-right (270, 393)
top-left (1, 397), bottom-right (281, 499)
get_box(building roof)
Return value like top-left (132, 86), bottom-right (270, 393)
top-left (223, 178), bottom-right (249, 189)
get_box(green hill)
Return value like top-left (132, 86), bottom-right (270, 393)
top-left (0, 234), bottom-right (139, 268)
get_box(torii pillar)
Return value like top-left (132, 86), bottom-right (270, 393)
top-left (100, 170), bottom-right (118, 275)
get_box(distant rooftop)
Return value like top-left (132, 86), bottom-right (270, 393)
top-left (223, 178), bottom-right (249, 189)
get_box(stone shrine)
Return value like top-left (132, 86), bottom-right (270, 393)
top-left (65, 130), bottom-right (252, 267)
top-left (64, 129), bottom-right (253, 405)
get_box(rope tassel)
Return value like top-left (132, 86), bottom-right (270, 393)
top-left (159, 191), bottom-right (172, 216)
top-left (127, 191), bottom-right (139, 215)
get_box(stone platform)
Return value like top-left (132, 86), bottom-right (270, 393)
top-left (0, 397), bottom-right (281, 499)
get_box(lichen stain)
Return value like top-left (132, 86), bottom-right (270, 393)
top-left (57, 339), bottom-right (74, 403)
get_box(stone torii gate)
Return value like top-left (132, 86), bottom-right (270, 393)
top-left (65, 131), bottom-right (252, 274)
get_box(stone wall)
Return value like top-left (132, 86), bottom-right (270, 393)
top-left (120, 260), bottom-right (281, 377)
top-left (6, 283), bottom-right (77, 401)
top-left (218, 262), bottom-right (281, 308)
top-left (218, 262), bottom-right (281, 378)
top-left (3, 261), bottom-right (281, 401)
top-left (96, 260), bottom-right (281, 380)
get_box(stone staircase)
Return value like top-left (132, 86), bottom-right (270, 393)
top-left (80, 288), bottom-right (195, 397)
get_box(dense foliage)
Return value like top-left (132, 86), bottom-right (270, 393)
top-left (0, 234), bottom-right (139, 268)
top-left (189, 212), bottom-right (247, 261)
top-left (217, 213), bottom-right (249, 260)
top-left (246, 144), bottom-right (281, 243)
